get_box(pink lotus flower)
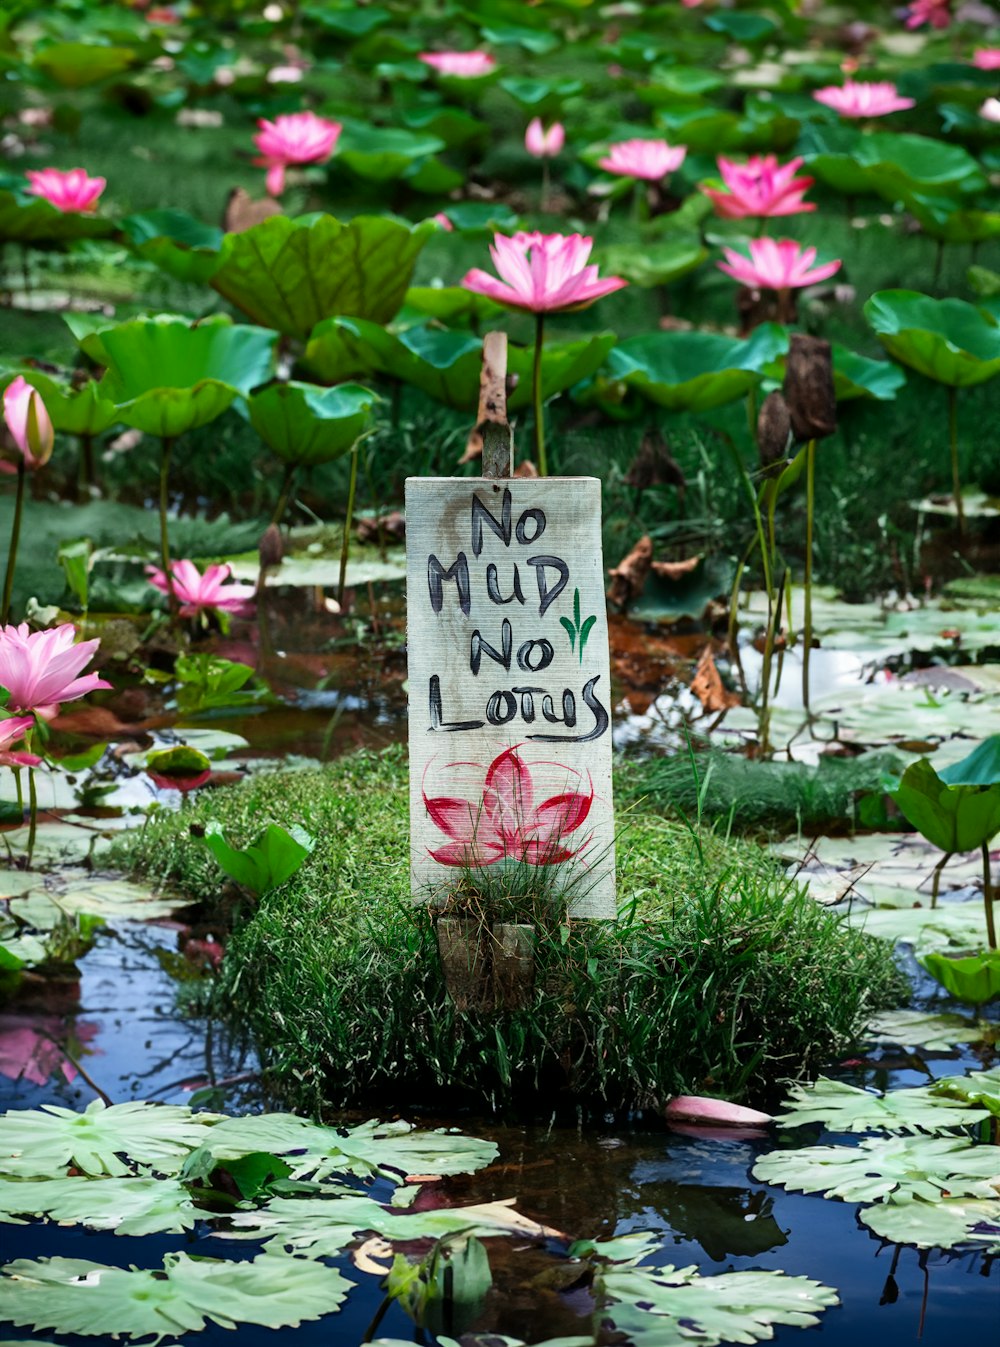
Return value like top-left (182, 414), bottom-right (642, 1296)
top-left (462, 231), bottom-right (627, 314)
top-left (25, 168), bottom-right (105, 213)
top-left (253, 112), bottom-right (342, 197)
top-left (703, 155), bottom-right (815, 220)
top-left (812, 80), bottom-right (916, 118)
top-left (665, 1096), bottom-right (773, 1126)
top-left (423, 746), bottom-right (594, 868)
top-left (981, 98), bottom-right (1000, 124)
top-left (0, 623), bottom-right (110, 718)
top-left (717, 238), bottom-right (842, 291)
top-left (146, 560), bottom-right (256, 618)
top-left (972, 49), bottom-right (1000, 70)
top-left (419, 51), bottom-right (496, 78)
top-left (525, 119), bottom-right (565, 158)
top-left (906, 0), bottom-right (950, 28)
top-left (2, 377), bottom-right (54, 473)
top-left (432, 212), bottom-right (454, 231)
top-left (598, 138), bottom-right (687, 181)
top-left (0, 716), bottom-right (41, 768)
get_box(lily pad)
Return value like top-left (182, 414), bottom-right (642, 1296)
top-left (247, 382), bottom-right (377, 465)
top-left (773, 1075), bottom-right (990, 1134)
top-left (919, 950), bottom-right (1000, 1004)
top-left (864, 291), bottom-right (1000, 389)
top-left (34, 41), bottom-right (134, 88)
top-left (0, 1252), bottom-right (351, 1340)
top-left (120, 209), bottom-right (223, 286)
top-left (865, 1009), bottom-right (991, 1050)
top-left (861, 1196), bottom-right (1000, 1251)
top-left (596, 237), bottom-right (709, 289)
top-left (211, 214), bottom-right (435, 341)
top-left (337, 123), bottom-right (446, 182)
top-left (0, 1176), bottom-right (200, 1237)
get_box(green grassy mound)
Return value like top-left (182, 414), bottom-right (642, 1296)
top-left (118, 748), bottom-right (905, 1113)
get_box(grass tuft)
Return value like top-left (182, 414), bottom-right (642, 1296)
top-left (116, 748), bottom-right (906, 1114)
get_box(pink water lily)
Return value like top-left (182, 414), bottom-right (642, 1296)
top-left (253, 112), bottom-right (342, 196)
top-left (906, 0), bottom-right (950, 28)
top-left (718, 238), bottom-right (842, 291)
top-left (812, 80), bottom-right (915, 118)
top-left (980, 98), bottom-right (1000, 124)
top-left (973, 49), bottom-right (1000, 70)
top-left (462, 231), bottom-right (627, 314)
top-left (525, 119), bottom-right (565, 158)
top-left (25, 167), bottom-right (105, 213)
top-left (424, 746), bottom-right (594, 868)
top-left (419, 51), bottom-right (496, 78)
top-left (0, 623), bottom-right (110, 718)
top-left (703, 155), bottom-right (815, 220)
top-left (598, 138), bottom-right (687, 181)
top-left (0, 716), bottom-right (41, 768)
top-left (146, 560), bottom-right (256, 618)
top-left (2, 377), bottom-right (54, 473)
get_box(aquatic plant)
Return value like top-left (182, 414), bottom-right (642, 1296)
top-left (25, 167), bottom-right (105, 213)
top-left (462, 232), bottom-right (626, 473)
top-left (1, 377), bottom-right (54, 624)
top-left (252, 111), bottom-right (341, 197)
top-left (812, 81), bottom-right (916, 118)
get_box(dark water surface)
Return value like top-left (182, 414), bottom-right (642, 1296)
top-left (1, 921), bottom-right (996, 1346)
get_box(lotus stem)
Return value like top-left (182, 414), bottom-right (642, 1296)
top-left (930, 850), bottom-right (952, 909)
top-left (271, 462), bottom-right (296, 530)
top-left (78, 432), bottom-right (96, 495)
top-left (533, 312), bottom-right (548, 476)
top-left (948, 385), bottom-right (964, 536)
top-left (1, 458), bottom-right (26, 625)
top-left (158, 437), bottom-right (176, 603)
top-left (722, 438), bottom-right (773, 754)
top-left (983, 842), bottom-right (996, 951)
top-left (27, 765), bottom-right (38, 869)
top-left (802, 437), bottom-right (816, 720)
top-left (541, 159), bottom-right (550, 211)
top-left (338, 442), bottom-right (360, 609)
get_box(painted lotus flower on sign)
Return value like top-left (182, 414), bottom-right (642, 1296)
top-left (423, 746), bottom-right (594, 867)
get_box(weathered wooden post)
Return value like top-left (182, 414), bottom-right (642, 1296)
top-left (406, 332), bottom-right (616, 1012)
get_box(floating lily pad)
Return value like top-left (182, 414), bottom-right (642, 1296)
top-left (773, 1075), bottom-right (990, 1133)
top-left (861, 1196), bottom-right (1000, 1251)
top-left (211, 214), bottom-right (435, 341)
top-left (337, 123), bottom-right (446, 182)
top-left (0, 1176), bottom-right (199, 1237)
top-left (865, 1008), bottom-right (991, 1050)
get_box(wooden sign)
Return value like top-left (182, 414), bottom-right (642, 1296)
top-left (406, 475), bottom-right (616, 918)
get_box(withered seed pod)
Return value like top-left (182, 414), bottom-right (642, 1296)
top-left (756, 390), bottom-right (792, 470)
top-left (783, 333), bottom-right (836, 441)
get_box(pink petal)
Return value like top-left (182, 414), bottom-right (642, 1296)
top-left (665, 1095), bottom-right (773, 1126)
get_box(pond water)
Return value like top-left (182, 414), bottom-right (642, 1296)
top-left (1, 915), bottom-right (997, 1346)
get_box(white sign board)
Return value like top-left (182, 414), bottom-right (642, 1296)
top-left (405, 476), bottom-right (616, 918)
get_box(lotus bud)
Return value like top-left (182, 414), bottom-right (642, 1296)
top-left (756, 391), bottom-right (792, 469)
top-left (258, 523), bottom-right (284, 569)
top-left (783, 334), bottom-right (836, 442)
top-left (2, 376), bottom-right (55, 470)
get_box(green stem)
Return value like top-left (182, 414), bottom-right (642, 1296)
top-left (803, 437), bottom-right (816, 720)
top-left (1, 458), bottom-right (26, 625)
top-left (27, 766), bottom-right (38, 869)
top-left (983, 842), bottom-right (996, 951)
top-left (930, 850), bottom-right (952, 910)
top-left (722, 439), bottom-right (773, 754)
top-left (541, 158), bottom-right (550, 211)
top-left (337, 444), bottom-right (360, 609)
top-left (158, 437), bottom-right (175, 601)
top-left (270, 462), bottom-right (296, 530)
top-left (948, 385), bottom-right (964, 536)
top-left (533, 312), bottom-right (547, 476)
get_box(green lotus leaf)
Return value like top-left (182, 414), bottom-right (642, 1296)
top-left (201, 822), bottom-right (315, 896)
top-left (933, 1066), bottom-right (1000, 1116)
top-left (205, 1112), bottom-right (498, 1182)
top-left (402, 286), bottom-right (504, 324)
top-left (34, 41), bottom-right (135, 88)
top-left (705, 10), bottom-right (778, 40)
top-left (305, 320), bottom-right (614, 412)
top-left (591, 326), bottom-right (787, 414)
top-left (337, 123), bottom-right (446, 181)
top-left (437, 201), bottom-right (520, 232)
top-left (861, 1196), bottom-right (1000, 1251)
top-left (940, 736), bottom-right (1000, 786)
top-left (0, 1176), bottom-right (199, 1236)
top-left (402, 155), bottom-right (464, 194)
top-left (800, 126), bottom-right (986, 201)
top-left (763, 342), bottom-right (905, 401)
top-left (865, 1008), bottom-right (988, 1050)
top-left (0, 1099), bottom-right (218, 1179)
top-left (639, 64), bottom-right (726, 105)
top-left (599, 1264), bottom-right (838, 1347)
top-left (120, 209), bottom-right (223, 286)
top-left (0, 190), bottom-right (114, 245)
top-left (904, 194), bottom-right (1000, 246)
top-left (498, 76), bottom-right (584, 109)
top-left (596, 236), bottom-right (708, 288)
top-left (773, 1074), bottom-right (990, 1133)
top-left (919, 951), bottom-right (1000, 1005)
top-left (752, 1134), bottom-right (999, 1204)
top-left (481, 21), bottom-right (560, 53)
top-left (247, 381), bottom-right (377, 465)
top-left (302, 2), bottom-right (391, 36)
top-left (0, 1252), bottom-right (351, 1340)
top-left (211, 214), bottom-right (435, 340)
top-left (865, 290), bottom-right (1000, 388)
top-left (98, 316), bottom-right (276, 437)
top-left (398, 105), bottom-right (489, 150)
top-left (12, 374), bottom-right (119, 437)
top-left (890, 757), bottom-right (1000, 852)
